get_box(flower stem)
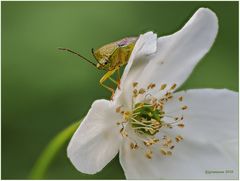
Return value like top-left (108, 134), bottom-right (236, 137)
top-left (29, 120), bottom-right (81, 179)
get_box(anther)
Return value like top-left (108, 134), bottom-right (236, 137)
top-left (147, 83), bottom-right (152, 89)
top-left (167, 95), bottom-right (173, 99)
top-left (130, 142), bottom-right (138, 149)
top-left (144, 141), bottom-right (152, 147)
top-left (147, 83), bottom-right (156, 89)
top-left (160, 84), bottom-right (167, 90)
top-left (153, 138), bottom-right (160, 143)
top-left (132, 82), bottom-right (138, 87)
top-left (175, 135), bottom-right (183, 142)
top-left (177, 123), bottom-right (185, 128)
top-left (139, 88), bottom-right (146, 94)
top-left (120, 128), bottom-right (128, 137)
top-left (160, 148), bottom-right (167, 156)
top-left (178, 96), bottom-right (183, 101)
top-left (165, 92), bottom-right (171, 97)
top-left (170, 83), bottom-right (177, 90)
top-left (133, 89), bottom-right (138, 97)
top-left (116, 106), bottom-right (122, 113)
top-left (145, 149), bottom-right (153, 159)
top-left (181, 105), bottom-right (188, 110)
top-left (117, 81), bottom-right (187, 159)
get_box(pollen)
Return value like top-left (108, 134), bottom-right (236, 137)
top-left (160, 84), bottom-right (167, 90)
top-left (144, 141), bottom-right (152, 147)
top-left (181, 105), bottom-right (188, 110)
top-left (177, 123), bottom-right (185, 128)
top-left (132, 82), bottom-right (138, 87)
top-left (178, 96), bottom-right (183, 101)
top-left (147, 83), bottom-right (156, 89)
top-left (139, 88), bottom-right (146, 94)
top-left (160, 148), bottom-right (167, 156)
top-left (175, 135), bottom-right (183, 142)
top-left (145, 149), bottom-right (153, 159)
top-left (170, 83), bottom-right (177, 90)
top-left (116, 106), bottom-right (122, 113)
top-left (133, 89), bottom-right (138, 97)
top-left (115, 82), bottom-right (187, 159)
top-left (120, 128), bottom-right (128, 137)
top-left (130, 142), bottom-right (138, 149)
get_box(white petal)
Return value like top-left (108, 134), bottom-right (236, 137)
top-left (165, 89), bottom-right (238, 143)
top-left (120, 138), bottom-right (238, 179)
top-left (120, 31), bottom-right (157, 87)
top-left (119, 89), bottom-right (238, 179)
top-left (116, 8), bottom-right (218, 105)
top-left (67, 99), bottom-right (122, 174)
top-left (139, 8), bottom-right (218, 93)
top-left (114, 31), bottom-right (157, 106)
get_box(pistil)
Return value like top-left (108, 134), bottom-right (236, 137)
top-left (116, 82), bottom-right (188, 159)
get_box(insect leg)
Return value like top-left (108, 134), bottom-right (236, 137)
top-left (117, 68), bottom-right (121, 89)
top-left (108, 77), bottom-right (118, 85)
top-left (100, 69), bottom-right (116, 99)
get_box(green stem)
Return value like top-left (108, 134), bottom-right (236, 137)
top-left (29, 120), bottom-right (81, 179)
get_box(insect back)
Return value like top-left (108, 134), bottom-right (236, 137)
top-left (92, 37), bottom-right (137, 71)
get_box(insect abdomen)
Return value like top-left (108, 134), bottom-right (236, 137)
top-left (109, 39), bottom-right (136, 69)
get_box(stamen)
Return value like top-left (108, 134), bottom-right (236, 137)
top-left (139, 88), bottom-right (146, 94)
top-left (144, 140), bottom-right (152, 147)
top-left (132, 82), bottom-right (138, 87)
top-left (120, 128), bottom-right (128, 137)
top-left (130, 142), bottom-right (138, 149)
top-left (170, 83), bottom-right (177, 90)
top-left (167, 95), bottom-right (173, 99)
top-left (147, 83), bottom-right (156, 89)
top-left (145, 149), bottom-right (153, 159)
top-left (175, 135), bottom-right (183, 142)
top-left (181, 105), bottom-right (188, 110)
top-left (116, 106), bottom-right (122, 113)
top-left (133, 89), bottom-right (138, 97)
top-left (160, 148), bottom-right (167, 156)
top-left (116, 82), bottom-right (187, 159)
top-left (178, 96), bottom-right (183, 101)
top-left (177, 123), bottom-right (185, 128)
top-left (160, 84), bottom-right (167, 90)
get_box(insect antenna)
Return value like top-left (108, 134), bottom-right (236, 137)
top-left (58, 47), bottom-right (97, 67)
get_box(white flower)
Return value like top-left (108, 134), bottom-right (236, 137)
top-left (67, 8), bottom-right (238, 179)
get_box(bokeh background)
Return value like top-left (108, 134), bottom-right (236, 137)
top-left (2, 1), bottom-right (238, 179)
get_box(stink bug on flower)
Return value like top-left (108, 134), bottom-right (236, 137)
top-left (59, 37), bottom-right (137, 98)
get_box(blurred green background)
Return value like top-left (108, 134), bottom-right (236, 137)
top-left (2, 1), bottom-right (238, 179)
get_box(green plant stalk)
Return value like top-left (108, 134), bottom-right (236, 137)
top-left (29, 120), bottom-right (81, 179)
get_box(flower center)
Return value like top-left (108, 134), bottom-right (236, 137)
top-left (116, 82), bottom-right (188, 159)
top-left (130, 102), bottom-right (164, 136)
